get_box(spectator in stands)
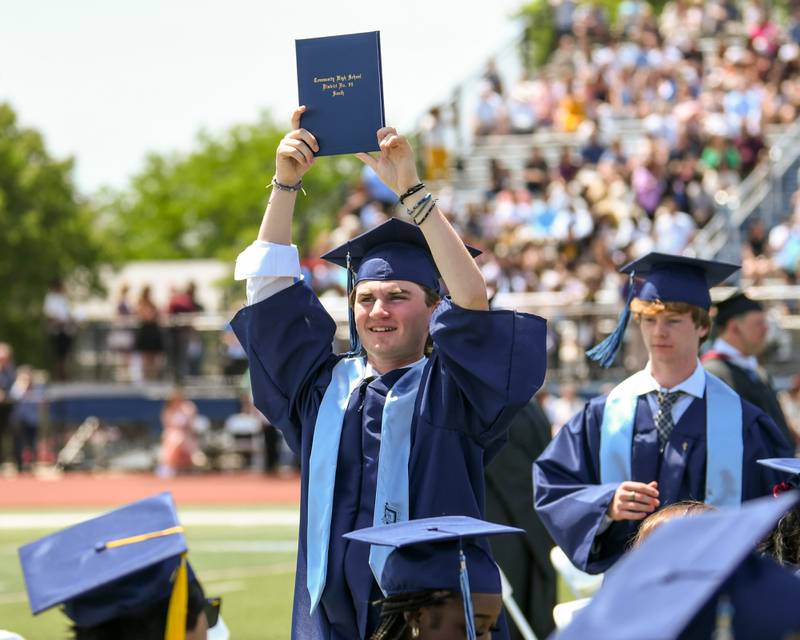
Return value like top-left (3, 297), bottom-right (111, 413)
top-left (556, 146), bottom-right (580, 183)
top-left (158, 387), bottom-right (202, 477)
top-left (108, 284), bottom-right (135, 379)
top-left (166, 282), bottom-right (204, 381)
top-left (769, 196), bottom-right (800, 278)
top-left (652, 197), bottom-right (696, 254)
top-left (419, 106), bottom-right (450, 181)
top-left (133, 286), bottom-right (164, 382)
top-left (555, 80), bottom-right (586, 133)
top-left (547, 382), bottom-right (584, 436)
top-left (482, 58), bottom-right (504, 96)
top-left (523, 146), bottom-right (550, 195)
top-left (473, 81), bottom-right (508, 136)
top-left (43, 278), bottom-right (73, 381)
top-left (487, 158), bottom-right (511, 199)
top-left (221, 320), bottom-right (249, 379)
top-left (0, 343), bottom-right (16, 467)
top-left (579, 125), bottom-right (606, 165)
top-left (9, 366), bottom-right (43, 473)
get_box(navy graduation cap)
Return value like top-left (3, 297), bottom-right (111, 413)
top-left (321, 218), bottom-right (481, 352)
top-left (344, 516), bottom-right (521, 640)
top-left (555, 492), bottom-right (800, 640)
top-left (714, 291), bottom-right (764, 327)
top-left (587, 252), bottom-right (740, 367)
top-left (19, 492), bottom-right (192, 638)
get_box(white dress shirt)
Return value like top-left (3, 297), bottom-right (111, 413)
top-left (710, 337), bottom-right (759, 373)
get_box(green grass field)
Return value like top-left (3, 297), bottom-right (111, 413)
top-left (0, 508), bottom-right (298, 640)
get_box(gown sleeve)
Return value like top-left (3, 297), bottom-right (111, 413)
top-left (422, 298), bottom-right (547, 449)
top-left (741, 402), bottom-right (795, 500)
top-left (532, 398), bottom-right (632, 573)
top-left (230, 281), bottom-right (338, 454)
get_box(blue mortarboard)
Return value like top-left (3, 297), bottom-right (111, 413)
top-left (344, 516), bottom-right (521, 640)
top-left (321, 218), bottom-right (481, 352)
top-left (587, 252), bottom-right (740, 367)
top-left (555, 492), bottom-right (800, 640)
top-left (19, 492), bottom-right (193, 637)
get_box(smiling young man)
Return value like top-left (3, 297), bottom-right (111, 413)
top-left (231, 108), bottom-right (547, 640)
top-left (533, 253), bottom-right (792, 574)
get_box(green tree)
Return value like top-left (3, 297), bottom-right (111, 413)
top-left (99, 112), bottom-right (360, 263)
top-left (0, 103), bottom-right (104, 365)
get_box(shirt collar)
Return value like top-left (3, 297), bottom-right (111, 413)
top-left (365, 355), bottom-right (426, 379)
top-left (636, 359), bottom-right (706, 399)
top-left (712, 337), bottom-right (759, 372)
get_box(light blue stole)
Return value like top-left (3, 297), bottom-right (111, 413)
top-left (599, 370), bottom-right (743, 507)
top-left (306, 356), bottom-right (426, 613)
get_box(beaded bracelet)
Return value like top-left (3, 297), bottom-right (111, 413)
top-left (406, 193), bottom-right (432, 220)
top-left (399, 182), bottom-right (425, 205)
top-left (268, 176), bottom-right (306, 194)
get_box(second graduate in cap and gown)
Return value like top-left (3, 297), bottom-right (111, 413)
top-left (231, 111), bottom-right (547, 639)
top-left (533, 253), bottom-right (793, 575)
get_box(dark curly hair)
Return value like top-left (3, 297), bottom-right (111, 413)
top-left (760, 507), bottom-right (800, 567)
top-left (370, 589), bottom-right (453, 640)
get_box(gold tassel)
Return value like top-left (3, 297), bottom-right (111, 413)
top-left (164, 553), bottom-right (188, 640)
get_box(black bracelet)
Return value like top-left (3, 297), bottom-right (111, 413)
top-left (399, 182), bottom-right (425, 205)
top-left (412, 198), bottom-right (436, 226)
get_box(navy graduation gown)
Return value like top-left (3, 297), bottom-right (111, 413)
top-left (231, 281), bottom-right (547, 639)
top-left (532, 391), bottom-right (793, 575)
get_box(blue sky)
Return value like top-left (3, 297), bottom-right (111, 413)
top-left (1, 0), bottom-right (523, 193)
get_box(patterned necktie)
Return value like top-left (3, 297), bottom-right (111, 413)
top-left (655, 390), bottom-right (682, 451)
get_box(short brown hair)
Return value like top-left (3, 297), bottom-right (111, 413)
top-left (631, 500), bottom-right (714, 549)
top-left (629, 298), bottom-right (710, 330)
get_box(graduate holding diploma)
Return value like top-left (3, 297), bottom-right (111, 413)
top-left (231, 107), bottom-right (547, 639)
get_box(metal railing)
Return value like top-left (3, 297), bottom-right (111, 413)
top-left (690, 119), bottom-right (800, 261)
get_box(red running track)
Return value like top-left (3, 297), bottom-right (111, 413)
top-left (0, 472), bottom-right (301, 508)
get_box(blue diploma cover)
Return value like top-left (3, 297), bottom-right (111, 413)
top-left (295, 31), bottom-right (385, 156)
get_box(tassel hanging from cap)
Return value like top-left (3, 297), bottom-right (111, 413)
top-left (458, 545), bottom-right (478, 640)
top-left (164, 552), bottom-right (188, 640)
top-left (586, 272), bottom-right (636, 368)
top-left (346, 251), bottom-right (362, 356)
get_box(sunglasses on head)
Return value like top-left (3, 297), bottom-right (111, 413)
top-left (204, 596), bottom-right (222, 628)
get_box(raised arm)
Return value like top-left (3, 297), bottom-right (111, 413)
top-left (257, 106), bottom-right (319, 245)
top-left (357, 128), bottom-right (489, 311)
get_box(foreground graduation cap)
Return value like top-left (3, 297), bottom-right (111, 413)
top-left (321, 218), bottom-right (481, 352)
top-left (587, 252), bottom-right (740, 367)
top-left (18, 492), bottom-right (192, 637)
top-left (714, 291), bottom-right (764, 327)
top-left (344, 516), bottom-right (522, 640)
top-left (555, 492), bottom-right (800, 640)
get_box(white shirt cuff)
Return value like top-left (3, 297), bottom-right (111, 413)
top-left (234, 241), bottom-right (302, 281)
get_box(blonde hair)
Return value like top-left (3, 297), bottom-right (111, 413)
top-left (631, 500), bottom-right (715, 548)
top-left (629, 298), bottom-right (710, 330)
